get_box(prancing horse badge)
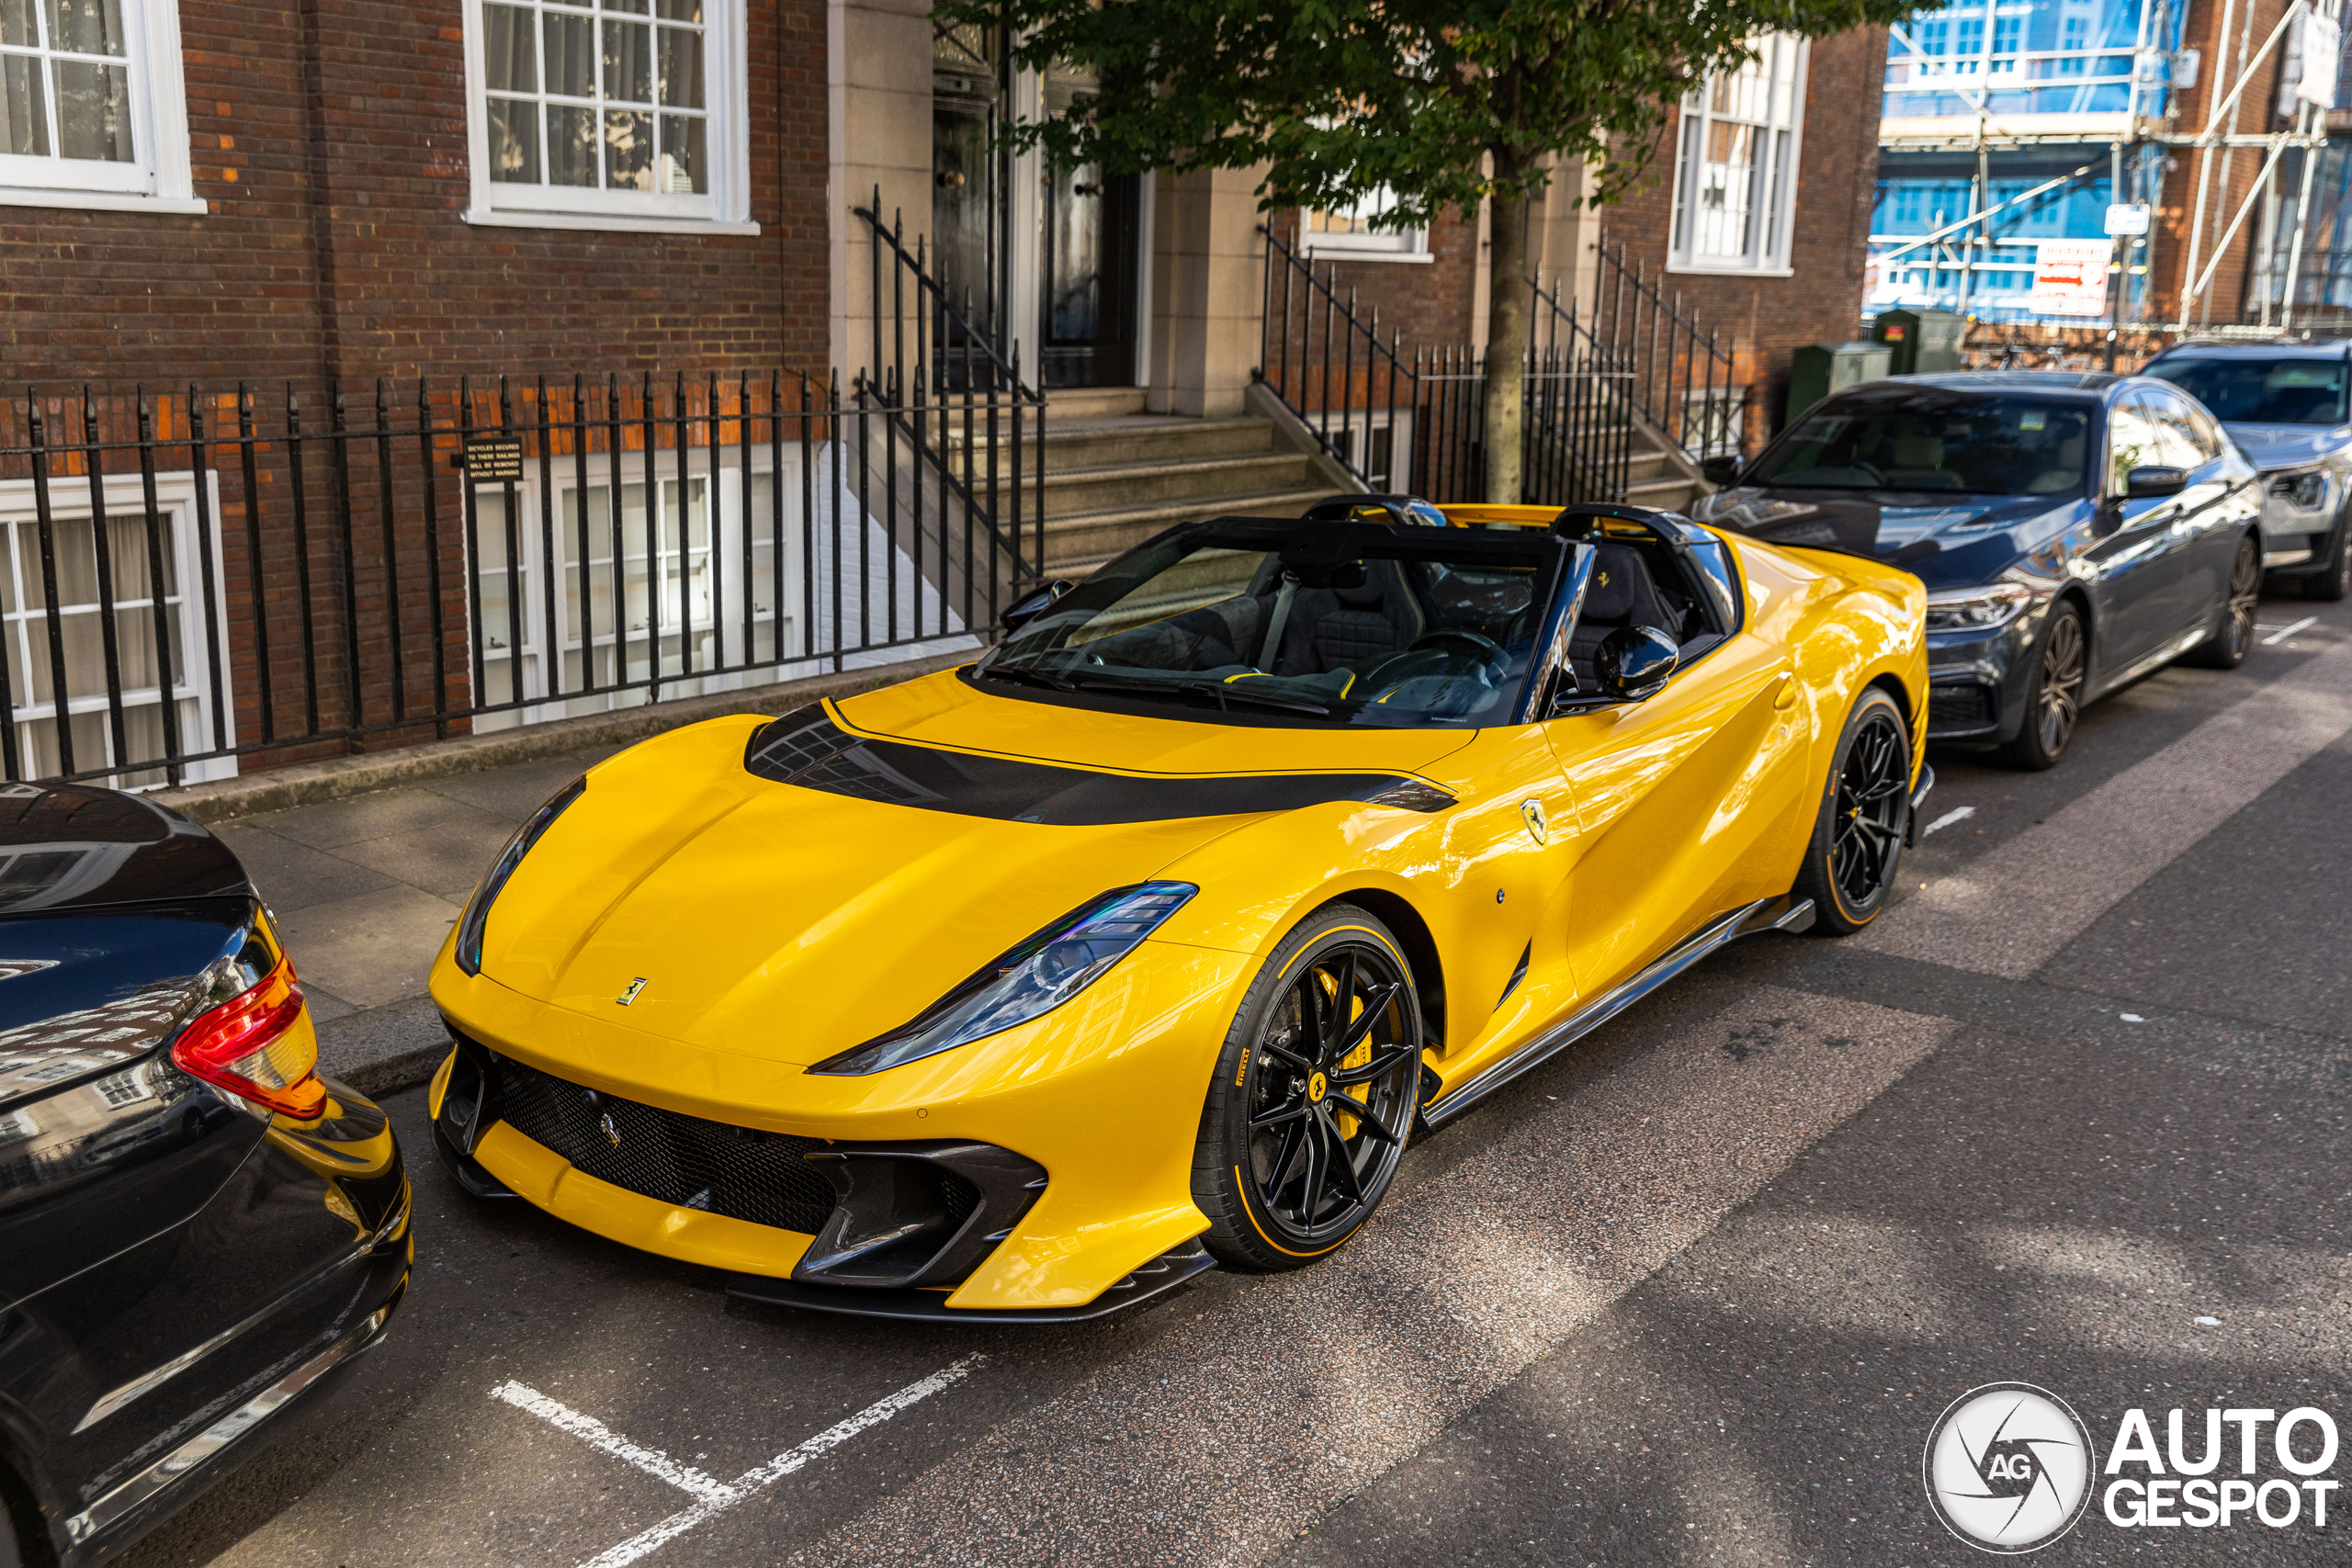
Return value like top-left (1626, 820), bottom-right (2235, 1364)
top-left (1520, 798), bottom-right (1549, 845)
top-left (616, 976), bottom-right (650, 1007)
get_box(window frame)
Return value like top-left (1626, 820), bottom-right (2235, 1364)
top-left (0, 0), bottom-right (201, 216)
top-left (1297, 186), bottom-right (1432, 265)
top-left (458, 0), bottom-right (759, 237)
top-left (1668, 34), bottom-right (1810, 277)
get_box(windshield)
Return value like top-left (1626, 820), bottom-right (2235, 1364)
top-left (1747, 394), bottom-right (2093, 497)
top-left (2145, 355), bottom-right (2348, 425)
top-left (976, 521), bottom-right (1566, 728)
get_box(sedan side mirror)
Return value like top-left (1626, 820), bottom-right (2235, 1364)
top-left (1000, 579), bottom-right (1076, 634)
top-left (1700, 455), bottom-right (1743, 487)
top-left (2124, 465), bottom-right (2188, 500)
top-left (1595, 626), bottom-right (1679, 703)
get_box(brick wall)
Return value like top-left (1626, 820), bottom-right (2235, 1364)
top-left (2150, 0), bottom-right (2291, 325)
top-left (3, 0), bottom-right (829, 392)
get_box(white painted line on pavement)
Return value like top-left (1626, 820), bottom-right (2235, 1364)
top-left (492, 1382), bottom-right (740, 1503)
top-left (1920, 805), bottom-right (1975, 837)
top-left (2264, 615), bottom-right (2319, 646)
top-left (575, 1355), bottom-right (985, 1568)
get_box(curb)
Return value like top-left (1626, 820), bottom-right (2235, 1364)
top-left (152, 645), bottom-right (978, 826)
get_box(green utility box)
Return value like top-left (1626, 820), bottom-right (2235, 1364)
top-left (1872, 309), bottom-right (1967, 375)
top-left (1787, 342), bottom-right (1892, 423)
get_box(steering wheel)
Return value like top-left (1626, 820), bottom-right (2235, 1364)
top-left (1849, 458), bottom-right (1888, 485)
top-left (1406, 629), bottom-right (1506, 666)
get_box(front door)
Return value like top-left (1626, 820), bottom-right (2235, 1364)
top-left (1038, 66), bottom-right (1139, 389)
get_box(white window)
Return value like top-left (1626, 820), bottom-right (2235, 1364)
top-left (0, 0), bottom-right (199, 214)
top-left (1669, 36), bottom-right (1808, 275)
top-left (0, 468), bottom-right (236, 788)
top-left (459, 0), bottom-right (756, 235)
top-left (1299, 187), bottom-right (1430, 264)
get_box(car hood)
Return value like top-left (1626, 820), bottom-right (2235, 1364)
top-left (2220, 422), bottom-right (2352, 472)
top-left (1693, 487), bottom-right (2068, 590)
top-left (470, 671), bottom-right (1474, 1067)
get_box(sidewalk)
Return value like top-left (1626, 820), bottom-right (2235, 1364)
top-left (226, 739), bottom-right (628, 1097)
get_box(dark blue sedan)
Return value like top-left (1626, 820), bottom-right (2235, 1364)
top-left (1693, 371), bottom-right (2265, 768)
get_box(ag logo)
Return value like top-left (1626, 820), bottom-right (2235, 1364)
top-left (1924, 1382), bottom-right (2096, 1553)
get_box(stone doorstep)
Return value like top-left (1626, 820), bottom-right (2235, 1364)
top-left (151, 644), bottom-right (978, 828)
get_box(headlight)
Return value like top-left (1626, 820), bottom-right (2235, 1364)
top-left (454, 777), bottom-right (585, 976)
top-left (808, 881), bottom-right (1197, 1076)
top-left (2267, 468), bottom-right (2330, 511)
top-left (1925, 581), bottom-right (2037, 632)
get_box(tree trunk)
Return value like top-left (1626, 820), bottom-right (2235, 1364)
top-left (1482, 152), bottom-right (1531, 506)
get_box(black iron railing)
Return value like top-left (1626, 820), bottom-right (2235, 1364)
top-left (1253, 227), bottom-right (1632, 504)
top-left (1586, 239), bottom-right (1743, 462)
top-left (0, 364), bottom-right (1035, 791)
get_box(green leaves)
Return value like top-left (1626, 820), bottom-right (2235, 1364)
top-left (936, 0), bottom-right (1914, 221)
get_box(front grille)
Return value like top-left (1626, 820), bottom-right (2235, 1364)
top-left (1928, 682), bottom-right (1994, 728)
top-left (490, 1057), bottom-right (843, 1235)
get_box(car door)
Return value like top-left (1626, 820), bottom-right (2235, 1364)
top-left (2144, 385), bottom-right (2250, 632)
top-left (1540, 537), bottom-right (1810, 998)
top-left (2080, 389), bottom-right (2189, 672)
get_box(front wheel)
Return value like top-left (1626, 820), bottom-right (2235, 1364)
top-left (1191, 904), bottom-right (1422, 1271)
top-left (2304, 518), bottom-right (2352, 603)
top-left (1997, 601), bottom-right (2086, 771)
top-left (1792, 688), bottom-right (1913, 936)
top-left (2183, 534), bottom-right (2261, 669)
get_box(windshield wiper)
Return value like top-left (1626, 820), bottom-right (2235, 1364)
top-left (1066, 672), bottom-right (1331, 716)
top-left (974, 663), bottom-right (1078, 691)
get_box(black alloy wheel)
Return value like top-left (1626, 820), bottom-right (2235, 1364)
top-left (2305, 517), bottom-right (2352, 603)
top-left (1997, 602), bottom-right (2086, 771)
top-left (1193, 904), bottom-right (1421, 1269)
top-left (1794, 688), bottom-right (1912, 935)
top-left (2186, 535), bottom-right (2261, 669)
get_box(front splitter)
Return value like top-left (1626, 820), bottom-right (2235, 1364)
top-left (726, 1244), bottom-right (1216, 1325)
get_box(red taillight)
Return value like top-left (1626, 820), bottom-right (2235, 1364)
top-left (172, 952), bottom-right (326, 1120)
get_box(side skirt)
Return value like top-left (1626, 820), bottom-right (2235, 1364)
top-left (1418, 895), bottom-right (1815, 1132)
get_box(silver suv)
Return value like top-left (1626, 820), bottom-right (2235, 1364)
top-left (2143, 341), bottom-right (2352, 601)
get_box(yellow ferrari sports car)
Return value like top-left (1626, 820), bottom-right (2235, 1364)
top-left (428, 499), bottom-right (1929, 1322)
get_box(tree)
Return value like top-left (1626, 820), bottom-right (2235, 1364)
top-left (936, 0), bottom-right (1909, 502)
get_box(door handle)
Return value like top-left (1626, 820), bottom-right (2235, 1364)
top-left (1771, 673), bottom-right (1799, 710)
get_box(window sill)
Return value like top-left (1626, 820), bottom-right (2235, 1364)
top-left (0, 188), bottom-right (207, 216)
top-left (1666, 263), bottom-right (1795, 278)
top-left (462, 208), bottom-right (762, 237)
top-left (1295, 245), bottom-right (1435, 265)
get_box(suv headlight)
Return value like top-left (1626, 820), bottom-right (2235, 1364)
top-left (808, 882), bottom-right (1196, 1076)
top-left (2267, 467), bottom-right (2330, 512)
top-left (1925, 580), bottom-right (2037, 632)
top-left (454, 777), bottom-right (585, 976)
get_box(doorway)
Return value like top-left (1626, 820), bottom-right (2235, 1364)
top-left (1037, 65), bottom-right (1139, 389)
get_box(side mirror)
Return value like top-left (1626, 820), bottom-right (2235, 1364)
top-left (1595, 626), bottom-right (1679, 703)
top-left (1700, 455), bottom-right (1743, 487)
top-left (2124, 465), bottom-right (2188, 500)
top-left (1000, 579), bottom-right (1076, 634)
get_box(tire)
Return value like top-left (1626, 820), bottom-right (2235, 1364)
top-left (1191, 903), bottom-right (1422, 1271)
top-left (2183, 534), bottom-right (2261, 669)
top-left (2304, 518), bottom-right (2352, 602)
top-left (1996, 601), bottom-right (2086, 771)
top-left (1792, 688), bottom-right (1913, 936)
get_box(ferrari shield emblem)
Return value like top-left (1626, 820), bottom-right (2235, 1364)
top-left (1520, 798), bottom-right (1549, 845)
top-left (616, 976), bottom-right (650, 1007)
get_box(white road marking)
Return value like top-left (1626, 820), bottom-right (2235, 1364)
top-left (1861, 637), bottom-right (2352, 978)
top-left (1920, 805), bottom-right (1976, 837)
top-left (575, 1355), bottom-right (984, 1568)
top-left (2263, 615), bottom-right (2319, 646)
top-left (492, 1382), bottom-right (740, 1504)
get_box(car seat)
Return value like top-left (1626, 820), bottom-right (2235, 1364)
top-left (1883, 430), bottom-right (1950, 489)
top-left (1568, 543), bottom-right (1679, 681)
top-left (1267, 558), bottom-right (1429, 676)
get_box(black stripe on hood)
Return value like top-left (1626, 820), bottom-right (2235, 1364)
top-left (743, 705), bottom-right (1452, 825)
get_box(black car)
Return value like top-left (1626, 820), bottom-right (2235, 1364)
top-left (1694, 371), bottom-right (2265, 768)
top-left (0, 786), bottom-right (410, 1566)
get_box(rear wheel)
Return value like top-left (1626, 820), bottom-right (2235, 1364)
top-left (1793, 688), bottom-right (1912, 936)
top-left (2304, 518), bottom-right (2352, 602)
top-left (1996, 602), bottom-right (2086, 771)
top-left (2184, 534), bottom-right (2261, 669)
top-left (1192, 904), bottom-right (1421, 1271)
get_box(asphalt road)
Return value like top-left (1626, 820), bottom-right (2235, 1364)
top-left (119, 591), bottom-right (2352, 1568)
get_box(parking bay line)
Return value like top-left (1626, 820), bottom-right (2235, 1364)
top-left (561, 1355), bottom-right (984, 1568)
top-left (2263, 615), bottom-right (2319, 646)
top-left (1919, 805), bottom-right (1975, 837)
top-left (492, 1382), bottom-right (740, 1503)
